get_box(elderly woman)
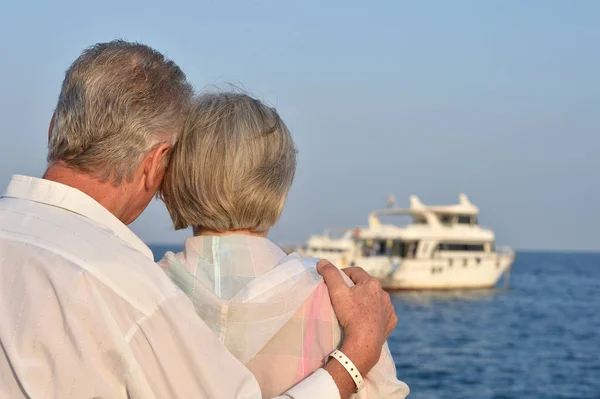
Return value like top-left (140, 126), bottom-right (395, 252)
top-left (159, 92), bottom-right (409, 398)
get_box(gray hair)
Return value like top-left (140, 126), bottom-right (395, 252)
top-left (161, 92), bottom-right (297, 234)
top-left (48, 40), bottom-right (193, 183)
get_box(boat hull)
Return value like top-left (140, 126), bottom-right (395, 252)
top-left (297, 250), bottom-right (514, 290)
top-left (380, 254), bottom-right (513, 290)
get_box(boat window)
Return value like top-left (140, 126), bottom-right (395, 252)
top-left (310, 247), bottom-right (345, 253)
top-left (368, 240), bottom-right (395, 256)
top-left (361, 240), bottom-right (419, 258)
top-left (457, 215), bottom-right (471, 224)
top-left (407, 241), bottom-right (419, 258)
top-left (440, 215), bottom-right (453, 226)
top-left (377, 240), bottom-right (386, 255)
top-left (437, 243), bottom-right (485, 252)
top-left (386, 240), bottom-right (394, 256)
top-left (391, 241), bottom-right (403, 257)
top-left (361, 240), bottom-right (381, 257)
top-left (413, 216), bottom-right (427, 224)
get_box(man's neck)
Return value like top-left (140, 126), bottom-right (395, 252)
top-left (43, 163), bottom-right (132, 223)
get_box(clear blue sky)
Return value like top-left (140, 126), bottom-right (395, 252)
top-left (1, 1), bottom-right (598, 250)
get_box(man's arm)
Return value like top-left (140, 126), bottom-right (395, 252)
top-left (127, 289), bottom-right (263, 398)
top-left (128, 262), bottom-right (395, 399)
top-left (279, 260), bottom-right (398, 399)
top-left (322, 262), bottom-right (398, 398)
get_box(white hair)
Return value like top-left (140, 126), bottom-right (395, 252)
top-left (161, 92), bottom-right (297, 234)
top-left (48, 40), bottom-right (193, 183)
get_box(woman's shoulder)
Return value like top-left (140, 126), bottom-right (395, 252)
top-left (290, 255), bottom-right (355, 288)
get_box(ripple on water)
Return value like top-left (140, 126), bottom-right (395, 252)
top-left (386, 252), bottom-right (600, 399)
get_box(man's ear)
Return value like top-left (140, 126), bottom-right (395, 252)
top-left (48, 113), bottom-right (56, 141)
top-left (143, 142), bottom-right (171, 191)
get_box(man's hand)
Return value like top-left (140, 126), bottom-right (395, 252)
top-left (318, 260), bottom-right (397, 385)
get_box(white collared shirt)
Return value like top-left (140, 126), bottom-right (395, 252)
top-left (0, 175), bottom-right (340, 399)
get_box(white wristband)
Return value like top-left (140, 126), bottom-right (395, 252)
top-left (328, 349), bottom-right (365, 393)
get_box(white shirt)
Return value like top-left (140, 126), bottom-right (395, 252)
top-left (0, 175), bottom-right (340, 399)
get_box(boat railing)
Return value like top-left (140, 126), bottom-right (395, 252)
top-left (323, 227), bottom-right (353, 239)
top-left (495, 246), bottom-right (514, 257)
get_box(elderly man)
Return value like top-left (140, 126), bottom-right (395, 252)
top-left (0, 41), bottom-right (397, 399)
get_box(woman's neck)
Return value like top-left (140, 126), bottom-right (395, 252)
top-left (193, 228), bottom-right (268, 238)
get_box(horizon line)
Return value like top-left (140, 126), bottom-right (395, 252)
top-left (145, 242), bottom-right (600, 255)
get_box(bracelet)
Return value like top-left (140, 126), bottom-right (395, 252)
top-left (328, 349), bottom-right (365, 393)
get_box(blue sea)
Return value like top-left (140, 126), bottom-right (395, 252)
top-left (151, 246), bottom-right (600, 399)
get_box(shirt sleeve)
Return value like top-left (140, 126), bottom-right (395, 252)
top-left (363, 342), bottom-right (410, 398)
top-left (128, 290), bottom-right (344, 399)
top-left (276, 368), bottom-right (341, 399)
top-left (127, 290), bottom-right (262, 399)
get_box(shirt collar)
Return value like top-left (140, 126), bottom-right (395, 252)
top-left (2, 174), bottom-right (154, 260)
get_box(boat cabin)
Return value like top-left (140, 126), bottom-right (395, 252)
top-left (358, 194), bottom-right (494, 260)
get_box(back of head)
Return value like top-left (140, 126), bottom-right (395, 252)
top-left (161, 92), bottom-right (297, 234)
top-left (49, 40), bottom-right (193, 184)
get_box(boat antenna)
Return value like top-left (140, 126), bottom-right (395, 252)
top-left (386, 193), bottom-right (396, 208)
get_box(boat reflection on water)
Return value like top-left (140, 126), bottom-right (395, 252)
top-left (390, 287), bottom-right (507, 305)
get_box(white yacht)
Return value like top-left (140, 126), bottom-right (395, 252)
top-left (296, 194), bottom-right (514, 290)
